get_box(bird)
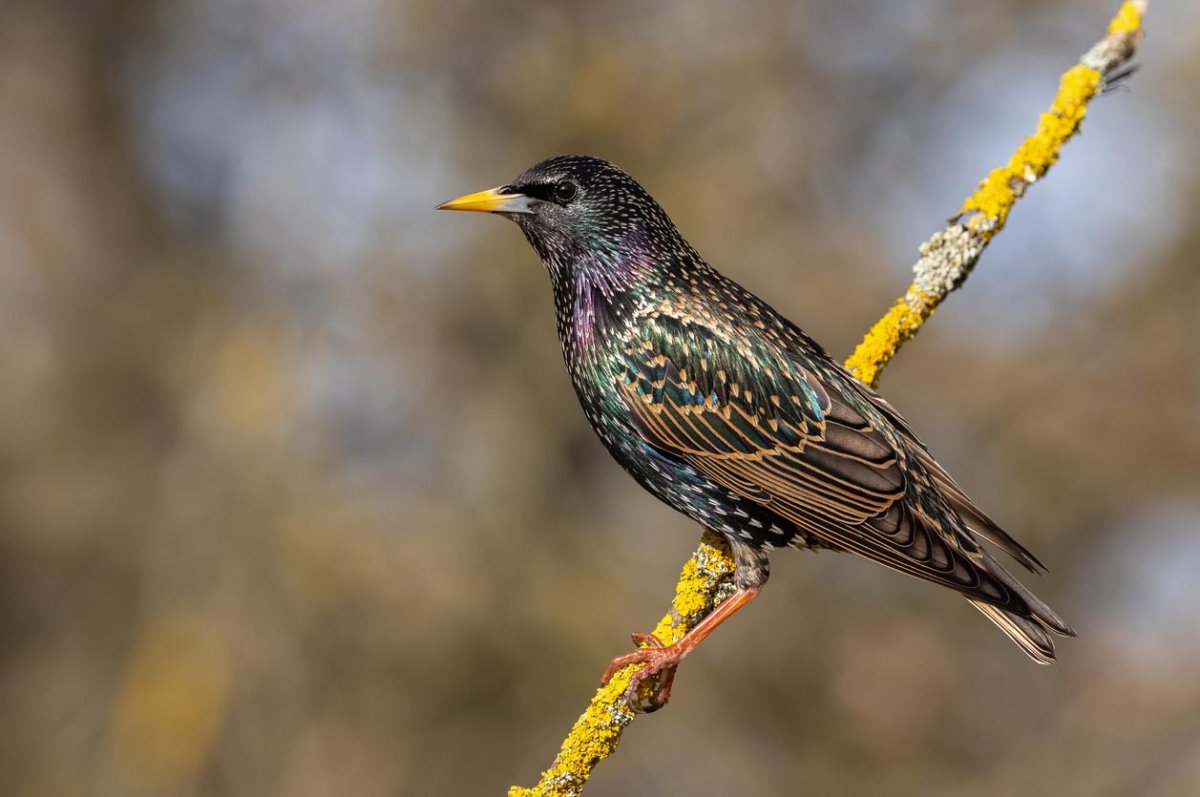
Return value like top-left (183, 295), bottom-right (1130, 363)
top-left (438, 155), bottom-right (1075, 711)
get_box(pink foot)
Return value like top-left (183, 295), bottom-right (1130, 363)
top-left (600, 632), bottom-right (682, 712)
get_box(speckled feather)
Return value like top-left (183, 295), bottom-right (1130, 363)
top-left (490, 155), bottom-right (1073, 663)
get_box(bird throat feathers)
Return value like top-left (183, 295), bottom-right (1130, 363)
top-left (525, 232), bottom-right (661, 354)
top-left (520, 218), bottom-right (691, 355)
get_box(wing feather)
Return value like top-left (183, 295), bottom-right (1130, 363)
top-left (616, 316), bottom-right (1040, 618)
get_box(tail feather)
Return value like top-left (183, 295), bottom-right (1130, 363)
top-left (969, 551), bottom-right (1076, 663)
top-left (978, 554), bottom-right (1076, 637)
top-left (968, 599), bottom-right (1075, 664)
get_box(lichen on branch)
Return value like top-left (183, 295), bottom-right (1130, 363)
top-left (508, 531), bottom-right (735, 797)
top-left (843, 0), bottom-right (1146, 388)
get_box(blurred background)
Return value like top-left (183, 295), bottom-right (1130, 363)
top-left (1, 1), bottom-right (1198, 795)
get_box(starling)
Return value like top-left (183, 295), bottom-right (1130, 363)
top-left (438, 155), bottom-right (1074, 710)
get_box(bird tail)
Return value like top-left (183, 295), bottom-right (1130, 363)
top-left (966, 550), bottom-right (1076, 664)
top-left (968, 598), bottom-right (1076, 664)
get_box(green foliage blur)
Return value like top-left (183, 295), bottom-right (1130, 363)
top-left (2, 1), bottom-right (1198, 795)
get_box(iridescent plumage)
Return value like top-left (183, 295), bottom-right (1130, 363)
top-left (439, 155), bottom-right (1074, 709)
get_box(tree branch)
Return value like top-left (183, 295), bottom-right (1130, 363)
top-left (843, 1), bottom-right (1146, 387)
top-left (510, 3), bottom-right (1147, 795)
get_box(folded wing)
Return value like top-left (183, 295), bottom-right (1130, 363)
top-left (616, 314), bottom-right (1069, 640)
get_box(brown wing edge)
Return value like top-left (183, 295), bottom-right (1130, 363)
top-left (854, 386), bottom-right (1050, 575)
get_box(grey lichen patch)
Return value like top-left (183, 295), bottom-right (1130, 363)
top-left (911, 224), bottom-right (986, 297)
top-left (693, 539), bottom-right (735, 582)
top-left (605, 700), bottom-right (636, 727)
top-left (548, 772), bottom-right (583, 797)
top-left (711, 579), bottom-right (738, 606)
top-left (1082, 38), bottom-right (1135, 73)
top-left (1082, 3), bottom-right (1145, 73)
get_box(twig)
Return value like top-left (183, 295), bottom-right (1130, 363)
top-left (509, 4), bottom-right (1147, 795)
top-left (843, 1), bottom-right (1146, 387)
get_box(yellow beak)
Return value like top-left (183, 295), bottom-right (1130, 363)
top-left (436, 186), bottom-right (533, 214)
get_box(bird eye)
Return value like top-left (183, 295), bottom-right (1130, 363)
top-left (553, 181), bottom-right (578, 203)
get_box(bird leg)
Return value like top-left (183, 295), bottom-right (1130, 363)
top-left (600, 585), bottom-right (760, 712)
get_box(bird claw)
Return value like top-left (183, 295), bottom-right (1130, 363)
top-left (600, 631), bottom-right (681, 713)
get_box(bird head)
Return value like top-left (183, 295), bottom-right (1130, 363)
top-left (437, 155), bottom-right (679, 277)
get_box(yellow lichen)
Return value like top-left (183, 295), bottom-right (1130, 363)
top-left (852, 39), bottom-right (1111, 386)
top-left (1108, 1), bottom-right (1143, 34)
top-left (507, 674), bottom-right (633, 797)
top-left (960, 63), bottom-right (1101, 232)
top-left (844, 293), bottom-right (932, 388)
top-left (509, 532), bottom-right (733, 797)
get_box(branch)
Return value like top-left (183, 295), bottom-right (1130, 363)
top-left (510, 4), bottom-right (1147, 795)
top-left (843, 0), bottom-right (1146, 387)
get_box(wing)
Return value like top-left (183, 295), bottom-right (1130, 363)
top-left (857, 389), bottom-right (1048, 574)
top-left (616, 314), bottom-right (1038, 615)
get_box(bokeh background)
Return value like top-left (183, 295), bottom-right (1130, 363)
top-left (2, 1), bottom-right (1198, 795)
